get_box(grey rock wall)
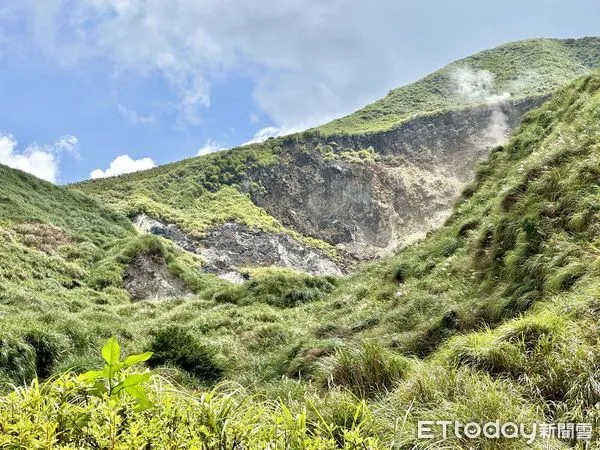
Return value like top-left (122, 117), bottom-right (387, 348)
top-left (248, 97), bottom-right (548, 258)
top-left (133, 214), bottom-right (342, 280)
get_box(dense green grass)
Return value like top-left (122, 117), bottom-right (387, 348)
top-left (4, 70), bottom-right (600, 447)
top-left (5, 46), bottom-right (600, 448)
top-left (0, 164), bottom-right (132, 243)
top-left (74, 143), bottom-right (281, 235)
top-left (0, 166), bottom-right (227, 381)
top-left (317, 37), bottom-right (600, 135)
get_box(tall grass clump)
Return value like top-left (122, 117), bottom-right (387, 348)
top-left (0, 340), bottom-right (384, 449)
top-left (327, 342), bottom-right (410, 398)
top-left (148, 326), bottom-right (224, 383)
top-left (213, 269), bottom-right (337, 308)
top-left (0, 336), bottom-right (37, 385)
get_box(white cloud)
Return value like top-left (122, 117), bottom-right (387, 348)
top-left (197, 139), bottom-right (225, 156)
top-left (7, 1), bottom-right (418, 128)
top-left (90, 154), bottom-right (157, 179)
top-left (242, 125), bottom-right (303, 146)
top-left (117, 105), bottom-right (157, 126)
top-left (0, 132), bottom-right (79, 183)
top-left (53, 134), bottom-right (79, 155)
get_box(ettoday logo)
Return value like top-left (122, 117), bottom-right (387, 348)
top-left (417, 420), bottom-right (593, 444)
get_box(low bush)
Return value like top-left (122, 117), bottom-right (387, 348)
top-left (23, 330), bottom-right (69, 379)
top-left (245, 271), bottom-right (337, 308)
top-left (283, 341), bottom-right (338, 381)
top-left (445, 331), bottom-right (524, 377)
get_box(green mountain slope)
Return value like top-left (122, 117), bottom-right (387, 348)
top-left (74, 37), bottom-right (600, 267)
top-left (74, 142), bottom-right (334, 253)
top-left (0, 166), bottom-right (222, 380)
top-left (3, 69), bottom-right (600, 447)
top-left (0, 164), bottom-right (132, 244)
top-left (317, 37), bottom-right (600, 134)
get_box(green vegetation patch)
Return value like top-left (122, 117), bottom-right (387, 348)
top-left (317, 37), bottom-right (600, 135)
top-left (6, 44), bottom-right (600, 449)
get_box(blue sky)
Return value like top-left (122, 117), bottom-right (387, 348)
top-left (0, 0), bottom-right (598, 184)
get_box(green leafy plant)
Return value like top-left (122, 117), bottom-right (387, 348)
top-left (78, 337), bottom-right (153, 411)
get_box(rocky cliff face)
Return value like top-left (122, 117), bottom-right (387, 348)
top-left (248, 152), bottom-right (456, 259)
top-left (131, 97), bottom-right (547, 273)
top-left (247, 97), bottom-right (547, 259)
top-left (314, 97), bottom-right (548, 158)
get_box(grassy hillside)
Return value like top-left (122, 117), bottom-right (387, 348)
top-left (0, 166), bottom-right (225, 383)
top-left (74, 141), bottom-right (337, 255)
top-left (3, 68), bottom-right (600, 447)
top-left (74, 38), bottom-right (600, 258)
top-left (317, 37), bottom-right (600, 135)
top-left (0, 164), bottom-right (132, 243)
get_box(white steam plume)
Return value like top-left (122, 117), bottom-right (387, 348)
top-left (451, 66), bottom-right (511, 146)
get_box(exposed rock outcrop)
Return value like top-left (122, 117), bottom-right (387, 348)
top-left (312, 97), bottom-right (548, 159)
top-left (249, 152), bottom-right (457, 258)
top-left (133, 214), bottom-right (343, 281)
top-left (200, 222), bottom-right (342, 277)
top-left (247, 97), bottom-right (548, 258)
top-left (133, 215), bottom-right (200, 254)
top-left (123, 252), bottom-right (191, 301)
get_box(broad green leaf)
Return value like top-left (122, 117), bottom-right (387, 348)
top-left (124, 384), bottom-right (149, 400)
top-left (73, 412), bottom-right (91, 429)
top-left (103, 362), bottom-right (124, 380)
top-left (78, 370), bottom-right (104, 382)
top-left (122, 372), bottom-right (151, 387)
top-left (101, 337), bottom-right (121, 366)
top-left (112, 373), bottom-right (151, 395)
top-left (125, 385), bottom-right (152, 411)
top-left (91, 380), bottom-right (108, 395)
top-left (134, 400), bottom-right (151, 412)
top-left (124, 352), bottom-right (153, 367)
